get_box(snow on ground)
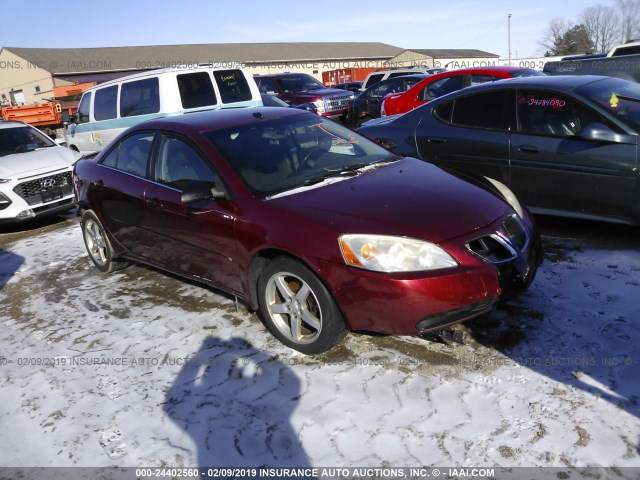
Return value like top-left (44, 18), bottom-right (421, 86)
top-left (0, 219), bottom-right (639, 470)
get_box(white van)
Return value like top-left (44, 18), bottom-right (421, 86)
top-left (66, 65), bottom-right (262, 154)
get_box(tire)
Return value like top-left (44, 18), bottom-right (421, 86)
top-left (257, 257), bottom-right (347, 354)
top-left (80, 210), bottom-right (128, 273)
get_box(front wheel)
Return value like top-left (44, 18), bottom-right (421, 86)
top-left (257, 257), bottom-right (347, 354)
top-left (81, 210), bottom-right (128, 273)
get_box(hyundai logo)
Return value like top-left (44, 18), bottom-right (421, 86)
top-left (41, 178), bottom-right (56, 189)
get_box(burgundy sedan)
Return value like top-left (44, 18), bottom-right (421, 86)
top-left (74, 107), bottom-right (541, 354)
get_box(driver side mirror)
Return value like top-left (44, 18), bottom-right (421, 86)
top-left (581, 122), bottom-right (629, 143)
top-left (181, 180), bottom-right (227, 203)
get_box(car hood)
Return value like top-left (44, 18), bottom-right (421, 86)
top-left (296, 88), bottom-right (353, 99)
top-left (271, 157), bottom-right (509, 243)
top-left (0, 147), bottom-right (81, 178)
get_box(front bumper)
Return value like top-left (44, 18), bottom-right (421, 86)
top-left (0, 196), bottom-right (75, 224)
top-left (314, 210), bottom-right (542, 336)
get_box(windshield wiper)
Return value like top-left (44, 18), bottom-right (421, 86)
top-left (302, 163), bottom-right (368, 186)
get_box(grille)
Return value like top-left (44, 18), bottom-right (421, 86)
top-left (13, 171), bottom-right (74, 206)
top-left (325, 94), bottom-right (353, 113)
top-left (466, 234), bottom-right (517, 264)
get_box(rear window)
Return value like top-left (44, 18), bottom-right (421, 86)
top-left (177, 72), bottom-right (217, 109)
top-left (213, 69), bottom-right (252, 104)
top-left (120, 78), bottom-right (160, 117)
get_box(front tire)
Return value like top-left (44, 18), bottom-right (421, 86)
top-left (257, 257), bottom-right (347, 354)
top-left (81, 210), bottom-right (128, 273)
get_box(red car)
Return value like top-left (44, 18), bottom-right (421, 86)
top-left (74, 108), bottom-right (541, 354)
top-left (382, 66), bottom-right (544, 117)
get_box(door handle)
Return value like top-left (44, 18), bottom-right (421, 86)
top-left (428, 138), bottom-right (447, 144)
top-left (517, 145), bottom-right (539, 153)
top-left (145, 197), bottom-right (161, 208)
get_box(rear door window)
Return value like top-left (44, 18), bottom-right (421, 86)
top-left (213, 69), bottom-right (252, 104)
top-left (451, 91), bottom-right (512, 130)
top-left (177, 72), bottom-right (217, 109)
top-left (102, 132), bottom-right (155, 178)
top-left (120, 78), bottom-right (160, 117)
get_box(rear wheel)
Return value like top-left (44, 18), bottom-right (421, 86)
top-left (81, 210), bottom-right (128, 273)
top-left (258, 257), bottom-right (347, 354)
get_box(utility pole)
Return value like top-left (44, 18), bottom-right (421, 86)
top-left (508, 14), bottom-right (512, 66)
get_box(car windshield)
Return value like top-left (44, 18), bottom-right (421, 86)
top-left (278, 74), bottom-right (325, 93)
top-left (0, 125), bottom-right (56, 157)
top-left (576, 77), bottom-right (640, 131)
top-left (205, 114), bottom-right (396, 198)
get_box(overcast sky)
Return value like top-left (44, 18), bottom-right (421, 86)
top-left (1, 0), bottom-right (622, 58)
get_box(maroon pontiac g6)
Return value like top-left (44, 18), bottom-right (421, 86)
top-left (74, 107), bottom-right (541, 354)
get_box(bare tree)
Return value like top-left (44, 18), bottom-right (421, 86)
top-left (538, 17), bottom-right (568, 56)
top-left (617, 0), bottom-right (640, 42)
top-left (581, 5), bottom-right (620, 52)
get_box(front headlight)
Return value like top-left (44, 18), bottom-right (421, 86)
top-left (311, 99), bottom-right (325, 115)
top-left (0, 179), bottom-right (11, 184)
top-left (339, 234), bottom-right (458, 273)
top-left (485, 177), bottom-right (524, 219)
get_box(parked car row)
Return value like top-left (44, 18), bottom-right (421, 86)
top-left (344, 74), bottom-right (430, 127)
top-left (381, 66), bottom-right (544, 116)
top-left (358, 74), bottom-right (640, 225)
top-left (345, 66), bottom-right (544, 128)
top-left (10, 61), bottom-right (640, 357)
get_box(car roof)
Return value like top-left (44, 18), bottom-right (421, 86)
top-left (429, 65), bottom-right (531, 77)
top-left (467, 74), bottom-right (616, 91)
top-left (84, 64), bottom-right (247, 91)
top-left (130, 106), bottom-right (310, 134)
top-left (0, 120), bottom-right (30, 130)
top-left (362, 74), bottom-right (430, 90)
top-left (254, 73), bottom-right (312, 78)
top-left (406, 75), bottom-right (621, 109)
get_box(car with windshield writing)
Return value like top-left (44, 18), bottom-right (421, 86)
top-left (359, 75), bottom-right (640, 225)
top-left (74, 107), bottom-right (541, 354)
